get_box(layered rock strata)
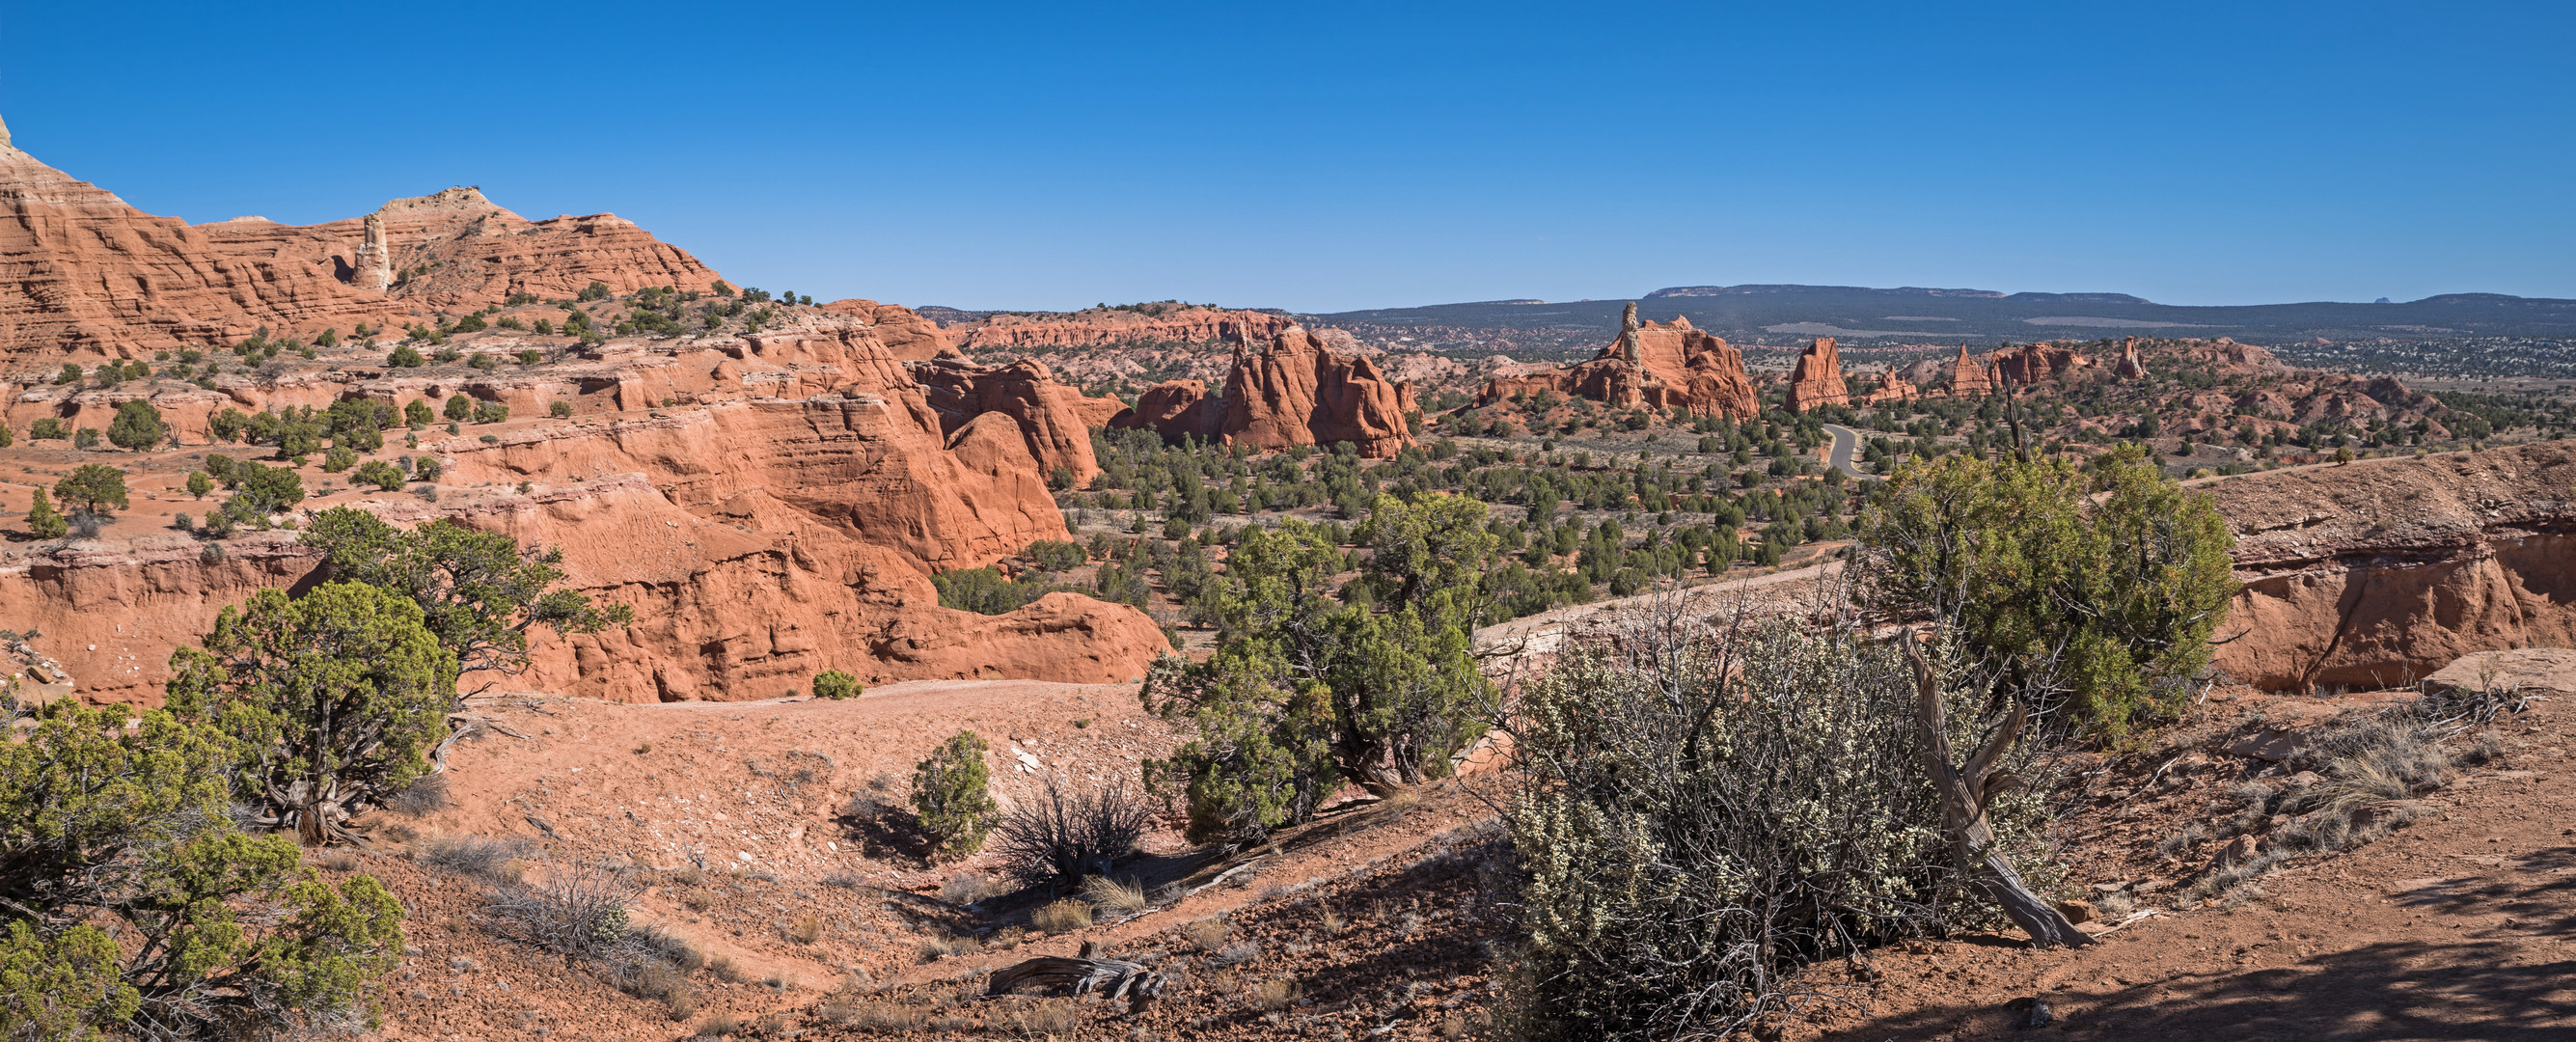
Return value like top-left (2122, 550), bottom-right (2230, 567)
top-left (953, 306), bottom-right (1293, 351)
top-left (0, 121), bottom-right (720, 356)
top-left (2210, 442), bottom-right (2576, 692)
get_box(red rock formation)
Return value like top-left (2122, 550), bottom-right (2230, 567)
top-left (2115, 337), bottom-right (2147, 378)
top-left (1858, 369), bottom-right (1918, 406)
top-left (955, 306), bottom-right (1293, 351)
top-left (1220, 326), bottom-right (1414, 458)
top-left (819, 298), bottom-right (953, 361)
top-left (1475, 311), bottom-right (1757, 419)
top-left (1989, 343), bottom-right (2093, 385)
top-left (1784, 338), bottom-right (1849, 413)
top-left (1943, 343), bottom-right (1995, 397)
top-left (2210, 442), bottom-right (2576, 692)
top-left (1111, 379), bottom-right (1225, 445)
top-left (0, 122), bottom-right (721, 357)
top-left (911, 357), bottom-right (1123, 484)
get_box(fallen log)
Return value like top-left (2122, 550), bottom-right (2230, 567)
top-left (986, 955), bottom-right (1169, 1009)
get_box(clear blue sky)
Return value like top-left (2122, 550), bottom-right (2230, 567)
top-left (5, 2), bottom-right (2567, 313)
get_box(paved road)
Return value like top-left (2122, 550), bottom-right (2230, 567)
top-left (1822, 424), bottom-right (1870, 479)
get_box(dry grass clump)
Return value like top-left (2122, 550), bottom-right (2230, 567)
top-left (918, 930), bottom-right (980, 960)
top-left (387, 772), bottom-right (452, 815)
top-left (417, 834), bottom-right (534, 879)
top-left (692, 1011), bottom-right (739, 1038)
top-left (786, 913), bottom-right (824, 945)
top-left (1079, 874), bottom-right (1149, 917)
top-left (708, 954), bottom-right (746, 983)
top-left (991, 778), bottom-right (1151, 887)
top-left (2195, 706), bottom-right (2468, 898)
top-left (483, 864), bottom-right (637, 959)
top-left (941, 871), bottom-right (1004, 905)
top-left (1247, 976), bottom-right (1302, 1012)
top-left (997, 998), bottom-right (1083, 1037)
top-left (315, 849), bottom-right (361, 871)
top-left (1031, 898), bottom-right (1093, 934)
top-left (1179, 917), bottom-right (1230, 952)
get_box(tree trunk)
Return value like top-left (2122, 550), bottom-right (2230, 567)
top-left (1906, 643), bottom-right (2092, 949)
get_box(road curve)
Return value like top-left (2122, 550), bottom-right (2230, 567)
top-left (1822, 423), bottom-right (1870, 479)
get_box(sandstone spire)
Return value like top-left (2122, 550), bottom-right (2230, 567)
top-left (1784, 337), bottom-right (1849, 413)
top-left (1618, 301), bottom-right (1642, 365)
top-left (356, 212), bottom-right (392, 291)
top-left (1947, 343), bottom-right (1995, 397)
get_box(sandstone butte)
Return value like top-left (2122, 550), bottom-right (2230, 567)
top-left (1111, 325), bottom-right (1416, 458)
top-left (949, 304), bottom-right (1294, 351)
top-left (0, 117), bottom-right (721, 357)
top-left (0, 126), bottom-right (1165, 704)
top-left (1473, 305), bottom-right (1758, 420)
top-left (1989, 342), bottom-right (2094, 386)
top-left (1782, 337), bottom-right (1849, 413)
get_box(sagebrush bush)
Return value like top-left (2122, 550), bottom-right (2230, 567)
top-left (910, 731), bottom-right (998, 860)
top-left (991, 777), bottom-right (1150, 887)
top-left (1505, 602), bottom-right (2055, 1041)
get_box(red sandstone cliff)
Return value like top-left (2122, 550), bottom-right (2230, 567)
top-left (0, 120), bottom-right (720, 357)
top-left (911, 357), bottom-right (1124, 484)
top-left (2209, 442), bottom-right (2576, 692)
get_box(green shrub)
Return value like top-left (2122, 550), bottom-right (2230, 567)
top-left (444, 395), bottom-right (473, 422)
top-left (352, 460), bottom-right (405, 492)
top-left (1857, 445), bottom-right (2236, 735)
top-left (105, 400), bottom-right (166, 451)
top-left (321, 446), bottom-right (358, 473)
top-left (70, 428), bottom-right (99, 451)
top-left (185, 470), bottom-right (213, 499)
top-left (1023, 539), bottom-right (1087, 572)
top-left (813, 670), bottom-right (862, 700)
top-left (404, 399), bottom-right (435, 425)
top-left (930, 566), bottom-right (1054, 616)
top-left (910, 731), bottom-right (998, 860)
top-left (549, 400), bottom-right (572, 418)
top-left (0, 701), bottom-right (405, 1038)
top-left (1142, 494), bottom-right (1495, 844)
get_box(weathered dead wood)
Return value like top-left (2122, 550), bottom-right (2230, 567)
top-left (986, 956), bottom-right (1169, 1009)
top-left (1905, 642), bottom-right (2093, 948)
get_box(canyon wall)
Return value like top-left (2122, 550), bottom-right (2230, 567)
top-left (2211, 442), bottom-right (2576, 691)
top-left (953, 306), bottom-right (1293, 350)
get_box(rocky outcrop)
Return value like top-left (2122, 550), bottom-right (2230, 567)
top-left (954, 306), bottom-right (1293, 351)
top-left (1990, 343), bottom-right (2092, 385)
top-left (2209, 442), bottom-right (2576, 692)
top-left (911, 357), bottom-right (1124, 484)
top-left (1784, 338), bottom-right (1848, 413)
top-left (1474, 311), bottom-right (1757, 419)
top-left (0, 308), bottom-right (1166, 704)
top-left (1111, 379), bottom-right (1224, 445)
top-left (819, 298), bottom-right (954, 361)
top-left (1858, 369), bottom-right (1918, 406)
top-left (2115, 337), bottom-right (2147, 378)
top-left (1219, 327), bottom-right (1413, 458)
top-left (0, 122), bottom-right (721, 357)
top-left (1943, 343), bottom-right (1995, 397)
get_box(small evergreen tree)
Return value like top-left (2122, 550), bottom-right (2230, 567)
top-left (910, 730), bottom-right (998, 860)
top-left (52, 465), bottom-right (129, 517)
top-left (185, 470), bottom-right (213, 499)
top-left (105, 400), bottom-right (167, 451)
top-left (24, 488), bottom-right (66, 539)
top-left (443, 395), bottom-right (472, 422)
top-left (165, 582), bottom-right (457, 842)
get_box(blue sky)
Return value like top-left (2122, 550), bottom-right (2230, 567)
top-left (5, 2), bottom-right (2567, 312)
